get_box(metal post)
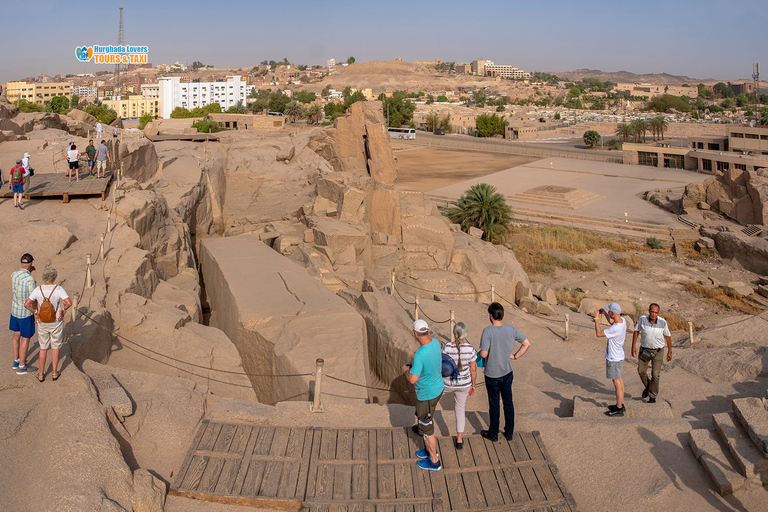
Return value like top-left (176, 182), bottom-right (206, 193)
top-left (491, 284), bottom-right (495, 303)
top-left (310, 358), bottom-right (325, 413)
top-left (450, 310), bottom-right (455, 344)
top-left (688, 321), bottom-right (694, 345)
top-left (86, 254), bottom-right (93, 288)
top-left (415, 297), bottom-right (420, 321)
top-left (390, 271), bottom-right (395, 296)
top-left (565, 314), bottom-right (570, 341)
top-left (69, 294), bottom-right (79, 335)
top-left (99, 234), bottom-right (105, 260)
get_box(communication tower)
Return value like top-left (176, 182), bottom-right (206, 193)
top-left (115, 7), bottom-right (124, 97)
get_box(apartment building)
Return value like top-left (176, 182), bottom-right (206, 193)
top-left (103, 95), bottom-right (159, 119)
top-left (141, 83), bottom-right (159, 99)
top-left (157, 75), bottom-right (247, 118)
top-left (470, 60), bottom-right (530, 80)
top-left (5, 81), bottom-right (71, 105)
top-left (71, 85), bottom-right (97, 98)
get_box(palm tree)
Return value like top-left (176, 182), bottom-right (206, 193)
top-left (304, 104), bottom-right (323, 125)
top-left (630, 119), bottom-right (648, 143)
top-left (284, 101), bottom-right (303, 123)
top-left (655, 116), bottom-right (668, 140)
top-left (615, 123), bottom-right (632, 143)
top-left (444, 183), bottom-right (512, 244)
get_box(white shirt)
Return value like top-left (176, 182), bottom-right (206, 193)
top-left (604, 319), bottom-right (627, 362)
top-left (67, 149), bottom-right (79, 162)
top-left (21, 157), bottom-right (30, 174)
top-left (635, 315), bottom-right (671, 349)
top-left (96, 122), bottom-right (102, 132)
top-left (28, 284), bottom-right (70, 323)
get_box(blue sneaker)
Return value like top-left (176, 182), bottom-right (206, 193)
top-left (417, 458), bottom-right (441, 471)
top-left (12, 360), bottom-right (19, 370)
top-left (415, 449), bottom-right (429, 459)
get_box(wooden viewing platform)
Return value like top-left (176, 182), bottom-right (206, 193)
top-left (146, 134), bottom-right (220, 143)
top-left (170, 422), bottom-right (577, 512)
top-left (0, 171), bottom-right (114, 203)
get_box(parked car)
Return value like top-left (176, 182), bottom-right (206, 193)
top-left (434, 129), bottom-right (446, 135)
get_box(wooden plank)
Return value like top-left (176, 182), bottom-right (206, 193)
top-left (467, 436), bottom-right (504, 507)
top-left (455, 436), bottom-right (484, 510)
top-left (351, 429), bottom-right (369, 500)
top-left (180, 455), bottom-right (209, 492)
top-left (518, 465), bottom-right (546, 502)
top-left (296, 428), bottom-right (318, 500)
top-left (510, 433), bottom-right (531, 462)
top-left (215, 424), bottom-right (254, 495)
top-left (198, 422), bottom-right (223, 451)
top-left (503, 468), bottom-right (531, 504)
top-left (368, 427), bottom-right (378, 501)
top-left (333, 429), bottom-right (353, 500)
top-left (197, 423), bottom-right (238, 493)
top-left (277, 427), bottom-right (309, 499)
top-left (305, 428), bottom-right (323, 499)
top-left (407, 429), bottom-right (432, 501)
top-left (168, 488), bottom-right (302, 511)
top-left (377, 428), bottom-right (396, 500)
top-left (532, 466), bottom-right (563, 502)
top-left (482, 436), bottom-right (514, 506)
top-left (241, 426), bottom-right (276, 497)
top-left (392, 427), bottom-right (414, 500)
top-left (172, 420), bottom-right (210, 490)
top-left (314, 429), bottom-right (339, 500)
top-left (533, 432), bottom-right (578, 512)
top-left (231, 425), bottom-right (261, 495)
top-left (520, 432), bottom-right (545, 461)
top-left (437, 436), bottom-right (468, 510)
top-left (260, 427), bottom-right (292, 497)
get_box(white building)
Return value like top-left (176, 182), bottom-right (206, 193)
top-left (141, 83), bottom-right (159, 99)
top-left (327, 59), bottom-right (335, 70)
top-left (157, 75), bottom-right (247, 118)
top-left (71, 85), bottom-right (97, 98)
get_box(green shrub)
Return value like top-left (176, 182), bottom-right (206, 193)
top-left (647, 237), bottom-right (663, 249)
top-left (138, 113), bottom-right (153, 130)
top-left (192, 119), bottom-right (222, 133)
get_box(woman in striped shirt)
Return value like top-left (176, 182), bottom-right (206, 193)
top-left (442, 321), bottom-right (478, 449)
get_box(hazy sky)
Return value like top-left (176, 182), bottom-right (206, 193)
top-left (2, 0), bottom-right (766, 84)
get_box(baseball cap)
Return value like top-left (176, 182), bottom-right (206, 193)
top-left (413, 319), bottom-right (429, 334)
top-left (604, 302), bottom-right (621, 314)
top-left (15, 159), bottom-right (21, 163)
top-left (20, 253), bottom-right (34, 264)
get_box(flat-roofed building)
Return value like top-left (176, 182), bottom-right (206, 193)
top-left (5, 81), bottom-right (71, 105)
top-left (71, 85), bottom-right (97, 98)
top-left (506, 125), bottom-right (538, 140)
top-left (103, 95), bottom-right (159, 119)
top-left (207, 113), bottom-right (285, 131)
top-left (141, 83), bottom-right (159, 99)
top-left (158, 75), bottom-right (247, 119)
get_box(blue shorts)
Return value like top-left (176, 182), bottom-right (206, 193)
top-left (12, 183), bottom-right (23, 194)
top-left (88, 160), bottom-right (94, 168)
top-left (9, 315), bottom-right (35, 339)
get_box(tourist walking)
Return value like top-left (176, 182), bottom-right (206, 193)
top-left (113, 127), bottom-right (118, 139)
top-left (95, 140), bottom-right (110, 178)
top-left (631, 303), bottom-right (672, 403)
top-left (24, 267), bottom-right (72, 382)
top-left (9, 159), bottom-right (25, 208)
top-left (402, 319), bottom-right (444, 471)
top-left (21, 152), bottom-right (31, 188)
top-left (95, 121), bottom-right (103, 140)
top-left (67, 143), bottom-right (80, 182)
top-left (442, 321), bottom-right (477, 450)
top-left (479, 302), bottom-right (531, 441)
top-left (10, 254), bottom-right (36, 374)
top-left (594, 303), bottom-right (627, 416)
top-left (84, 140), bottom-right (97, 177)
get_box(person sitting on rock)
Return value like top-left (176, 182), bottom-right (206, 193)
top-left (442, 321), bottom-right (477, 450)
top-left (594, 303), bottom-right (627, 417)
top-left (24, 267), bottom-right (72, 382)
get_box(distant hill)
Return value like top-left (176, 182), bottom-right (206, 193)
top-left (552, 69), bottom-right (713, 86)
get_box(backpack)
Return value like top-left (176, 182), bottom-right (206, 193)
top-left (38, 285), bottom-right (58, 323)
top-left (441, 353), bottom-right (460, 382)
top-left (11, 165), bottom-right (22, 184)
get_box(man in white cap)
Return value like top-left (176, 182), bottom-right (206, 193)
top-left (21, 152), bottom-right (31, 190)
top-left (594, 302), bottom-right (627, 416)
top-left (402, 319), bottom-right (444, 471)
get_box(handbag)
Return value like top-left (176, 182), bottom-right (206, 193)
top-left (476, 355), bottom-right (485, 368)
top-left (638, 347), bottom-right (656, 363)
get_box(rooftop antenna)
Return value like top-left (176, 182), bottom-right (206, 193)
top-left (753, 63), bottom-right (760, 126)
top-left (115, 7), bottom-right (124, 97)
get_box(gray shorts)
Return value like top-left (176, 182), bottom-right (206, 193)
top-left (606, 360), bottom-right (623, 379)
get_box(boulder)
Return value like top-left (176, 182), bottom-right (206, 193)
top-left (365, 123), bottom-right (397, 185)
top-left (337, 187), bottom-right (366, 222)
top-left (518, 296), bottom-right (540, 314)
top-left (117, 137), bottom-right (159, 183)
top-left (537, 301), bottom-right (557, 316)
top-left (468, 226), bottom-right (483, 239)
top-left (515, 281), bottom-right (532, 304)
top-left (530, 282), bottom-right (557, 304)
top-left (712, 231), bottom-right (768, 275)
top-left (312, 216), bottom-right (369, 257)
top-left (367, 189), bottom-right (402, 238)
top-left (401, 215), bottom-right (454, 269)
top-left (275, 145), bottom-right (296, 163)
top-left (67, 108), bottom-right (98, 125)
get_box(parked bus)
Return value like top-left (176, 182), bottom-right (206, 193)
top-left (387, 127), bottom-right (416, 140)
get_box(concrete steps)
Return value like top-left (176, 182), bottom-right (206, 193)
top-left (688, 396), bottom-right (768, 496)
top-left (510, 188), bottom-right (606, 210)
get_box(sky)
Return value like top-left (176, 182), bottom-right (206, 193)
top-left (1, 0), bottom-right (766, 84)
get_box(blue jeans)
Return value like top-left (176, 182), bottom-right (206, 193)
top-left (486, 371), bottom-right (514, 437)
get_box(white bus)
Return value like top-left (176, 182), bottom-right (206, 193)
top-left (387, 127), bottom-right (416, 140)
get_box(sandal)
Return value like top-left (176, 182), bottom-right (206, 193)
top-left (37, 373), bottom-right (45, 382)
top-left (52, 373), bottom-right (60, 381)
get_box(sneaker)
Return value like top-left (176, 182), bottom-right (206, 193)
top-left (642, 386), bottom-right (650, 399)
top-left (415, 449), bottom-right (429, 459)
top-left (417, 458), bottom-right (441, 471)
top-left (606, 405), bottom-right (625, 417)
top-left (480, 430), bottom-right (498, 442)
top-left (16, 365), bottom-right (31, 375)
top-left (649, 397), bottom-right (657, 404)
top-left (12, 360), bottom-right (19, 369)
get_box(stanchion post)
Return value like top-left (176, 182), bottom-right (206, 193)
top-left (99, 234), bottom-right (105, 261)
top-left (491, 284), bottom-right (495, 303)
top-left (390, 271), bottom-right (395, 296)
top-left (450, 310), bottom-right (455, 344)
top-left (86, 254), bottom-right (93, 288)
top-left (565, 314), bottom-right (570, 341)
top-left (310, 358), bottom-right (325, 413)
top-left (415, 296), bottom-right (420, 321)
top-left (688, 321), bottom-right (694, 345)
top-left (69, 294), bottom-right (79, 336)
top-left (107, 209), bottom-right (112, 232)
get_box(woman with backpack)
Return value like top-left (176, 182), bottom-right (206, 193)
top-left (9, 159), bottom-right (25, 208)
top-left (24, 267), bottom-right (72, 382)
top-left (441, 321), bottom-right (478, 450)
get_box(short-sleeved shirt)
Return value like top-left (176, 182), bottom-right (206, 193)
top-left (480, 324), bottom-right (527, 378)
top-left (604, 319), bottom-right (627, 362)
top-left (10, 165), bottom-right (25, 184)
top-left (96, 144), bottom-right (109, 161)
top-left (96, 123), bottom-right (103, 132)
top-left (442, 342), bottom-right (477, 388)
top-left (67, 149), bottom-right (79, 162)
top-left (21, 157), bottom-right (30, 173)
top-left (11, 269), bottom-right (36, 318)
top-left (410, 338), bottom-right (444, 401)
top-left (28, 284), bottom-right (69, 323)
top-left (634, 315), bottom-right (671, 349)
top-left (85, 145), bottom-right (97, 161)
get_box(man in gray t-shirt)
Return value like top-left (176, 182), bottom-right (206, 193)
top-left (95, 140), bottom-right (110, 178)
top-left (478, 302), bottom-right (531, 441)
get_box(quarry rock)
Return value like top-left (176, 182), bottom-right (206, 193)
top-left (367, 188), bottom-right (402, 238)
top-left (365, 123), bottom-right (397, 185)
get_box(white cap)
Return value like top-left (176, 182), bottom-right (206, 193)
top-left (23, 152), bottom-right (30, 158)
top-left (413, 319), bottom-right (429, 334)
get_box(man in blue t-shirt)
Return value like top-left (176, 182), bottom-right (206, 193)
top-left (479, 302), bottom-right (531, 442)
top-left (402, 319), bottom-right (444, 471)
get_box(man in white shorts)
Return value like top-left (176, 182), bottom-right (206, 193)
top-left (594, 302), bottom-right (627, 417)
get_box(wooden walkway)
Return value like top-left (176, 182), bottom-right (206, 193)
top-left (170, 422), bottom-right (577, 512)
top-left (147, 134), bottom-right (219, 142)
top-left (0, 171), bottom-right (113, 203)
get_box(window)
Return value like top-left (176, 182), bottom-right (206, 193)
top-left (702, 159), bottom-right (712, 171)
top-left (746, 133), bottom-right (759, 139)
top-left (717, 161), bottom-right (729, 171)
top-left (735, 163), bottom-right (747, 170)
top-left (732, 132), bottom-right (744, 138)
top-left (664, 154), bottom-right (685, 169)
top-left (638, 151), bottom-right (658, 167)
